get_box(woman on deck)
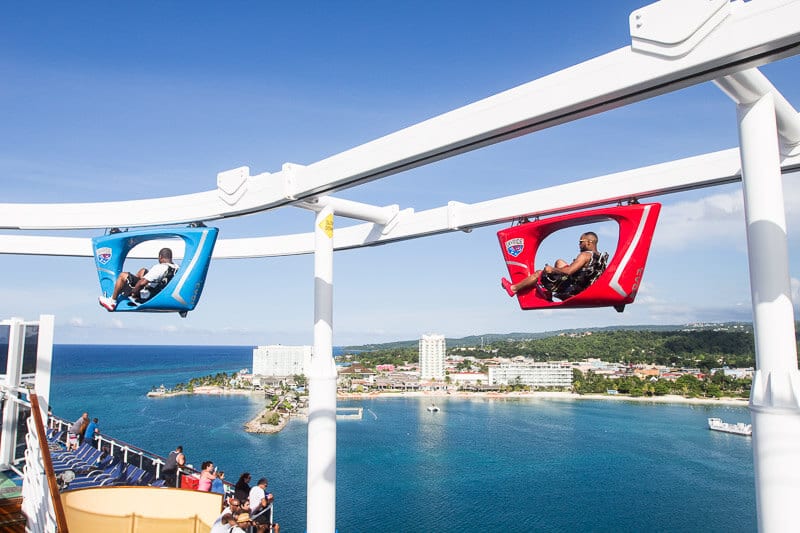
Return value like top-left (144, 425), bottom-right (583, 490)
top-left (235, 472), bottom-right (252, 502)
top-left (198, 461), bottom-right (216, 492)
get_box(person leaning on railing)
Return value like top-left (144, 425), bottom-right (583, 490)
top-left (161, 444), bottom-right (185, 487)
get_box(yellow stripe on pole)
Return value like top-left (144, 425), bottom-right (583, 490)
top-left (319, 213), bottom-right (333, 238)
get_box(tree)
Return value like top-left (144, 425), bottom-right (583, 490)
top-left (572, 369), bottom-right (584, 394)
top-left (675, 374), bottom-right (702, 397)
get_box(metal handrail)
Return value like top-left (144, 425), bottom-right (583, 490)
top-left (49, 415), bottom-right (167, 476)
top-left (49, 414), bottom-right (236, 493)
top-left (29, 393), bottom-right (69, 533)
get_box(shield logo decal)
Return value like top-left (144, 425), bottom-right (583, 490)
top-left (505, 238), bottom-right (524, 258)
top-left (97, 247), bottom-right (113, 265)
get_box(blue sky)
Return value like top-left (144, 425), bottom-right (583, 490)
top-left (1, 1), bottom-right (799, 346)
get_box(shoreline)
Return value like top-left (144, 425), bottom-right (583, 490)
top-left (151, 387), bottom-right (749, 434)
top-left (147, 386), bottom-right (260, 398)
top-left (243, 407), bottom-right (290, 434)
top-left (336, 390), bottom-right (750, 407)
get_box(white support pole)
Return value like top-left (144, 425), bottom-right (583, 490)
top-left (307, 205), bottom-right (337, 533)
top-left (34, 315), bottom-right (55, 423)
top-left (0, 318), bottom-right (24, 469)
top-left (715, 68), bottom-right (800, 155)
top-left (737, 93), bottom-right (800, 533)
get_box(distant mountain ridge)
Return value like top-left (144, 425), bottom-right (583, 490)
top-left (342, 322), bottom-right (753, 351)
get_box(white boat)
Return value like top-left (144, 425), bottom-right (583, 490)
top-left (708, 417), bottom-right (752, 436)
top-left (427, 404), bottom-right (440, 412)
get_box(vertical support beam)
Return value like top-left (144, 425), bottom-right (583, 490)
top-left (34, 315), bottom-right (55, 423)
top-left (0, 318), bottom-right (24, 469)
top-left (307, 205), bottom-right (337, 533)
top-left (738, 93), bottom-right (800, 532)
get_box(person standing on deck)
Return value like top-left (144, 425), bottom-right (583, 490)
top-left (234, 472), bottom-right (252, 502)
top-left (249, 478), bottom-right (274, 527)
top-left (161, 445), bottom-right (185, 487)
top-left (198, 460), bottom-right (216, 492)
top-left (67, 412), bottom-right (88, 451)
top-left (83, 417), bottom-right (99, 448)
top-left (211, 470), bottom-right (226, 495)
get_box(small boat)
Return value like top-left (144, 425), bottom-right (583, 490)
top-left (427, 404), bottom-right (440, 412)
top-left (708, 417), bottom-right (752, 436)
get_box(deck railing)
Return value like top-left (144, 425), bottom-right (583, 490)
top-left (25, 393), bottom-right (68, 533)
top-left (43, 415), bottom-right (277, 531)
top-left (48, 415), bottom-right (236, 493)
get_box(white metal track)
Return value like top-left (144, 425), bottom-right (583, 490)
top-left (0, 0), bottom-right (798, 235)
top-left (1, 146), bottom-right (799, 259)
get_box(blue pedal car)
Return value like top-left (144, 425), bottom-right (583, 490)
top-left (93, 226), bottom-right (218, 315)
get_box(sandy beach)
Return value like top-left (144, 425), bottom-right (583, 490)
top-left (149, 385), bottom-right (748, 407)
top-left (146, 385), bottom-right (259, 398)
top-left (152, 387), bottom-right (749, 433)
top-left (337, 390), bottom-right (750, 407)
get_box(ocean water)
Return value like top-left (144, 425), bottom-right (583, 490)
top-left (50, 345), bottom-right (755, 533)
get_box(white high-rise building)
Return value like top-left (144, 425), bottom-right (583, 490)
top-left (419, 334), bottom-right (446, 380)
top-left (252, 345), bottom-right (312, 377)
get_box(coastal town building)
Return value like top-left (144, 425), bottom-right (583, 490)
top-left (419, 334), bottom-right (446, 380)
top-left (448, 371), bottom-right (488, 387)
top-left (632, 367), bottom-right (661, 379)
top-left (571, 358), bottom-right (626, 376)
top-left (716, 367), bottom-right (755, 379)
top-left (337, 364), bottom-right (376, 389)
top-left (488, 361), bottom-right (573, 388)
top-left (252, 344), bottom-right (312, 377)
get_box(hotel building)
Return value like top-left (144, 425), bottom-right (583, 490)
top-left (488, 361), bottom-right (573, 388)
top-left (419, 334), bottom-right (446, 380)
top-left (252, 345), bottom-right (312, 377)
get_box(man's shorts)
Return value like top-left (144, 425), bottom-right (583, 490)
top-left (67, 433), bottom-right (78, 446)
top-left (120, 271), bottom-right (147, 296)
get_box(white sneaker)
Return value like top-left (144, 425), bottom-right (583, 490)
top-left (99, 296), bottom-right (116, 312)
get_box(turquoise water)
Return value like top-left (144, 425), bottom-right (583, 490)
top-left (51, 345), bottom-right (755, 532)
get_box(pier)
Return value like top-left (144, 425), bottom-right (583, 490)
top-left (336, 407), bottom-right (362, 420)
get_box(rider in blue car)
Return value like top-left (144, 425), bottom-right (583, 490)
top-left (99, 247), bottom-right (178, 311)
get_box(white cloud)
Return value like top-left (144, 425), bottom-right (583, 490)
top-left (656, 190), bottom-right (745, 251)
top-left (655, 176), bottom-right (800, 252)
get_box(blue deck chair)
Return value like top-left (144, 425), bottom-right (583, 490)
top-left (50, 442), bottom-right (92, 461)
top-left (65, 462), bottom-right (125, 490)
top-left (52, 447), bottom-right (103, 472)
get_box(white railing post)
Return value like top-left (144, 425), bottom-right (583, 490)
top-left (0, 318), bottom-right (24, 469)
top-left (736, 92), bottom-right (800, 532)
top-left (307, 206), bottom-right (337, 533)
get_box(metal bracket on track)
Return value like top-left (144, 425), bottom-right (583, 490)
top-left (630, 0), bottom-right (730, 58)
top-left (217, 166), bottom-right (251, 206)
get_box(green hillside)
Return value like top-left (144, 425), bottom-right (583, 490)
top-left (342, 322), bottom-right (752, 352)
top-left (340, 322), bottom-right (762, 370)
